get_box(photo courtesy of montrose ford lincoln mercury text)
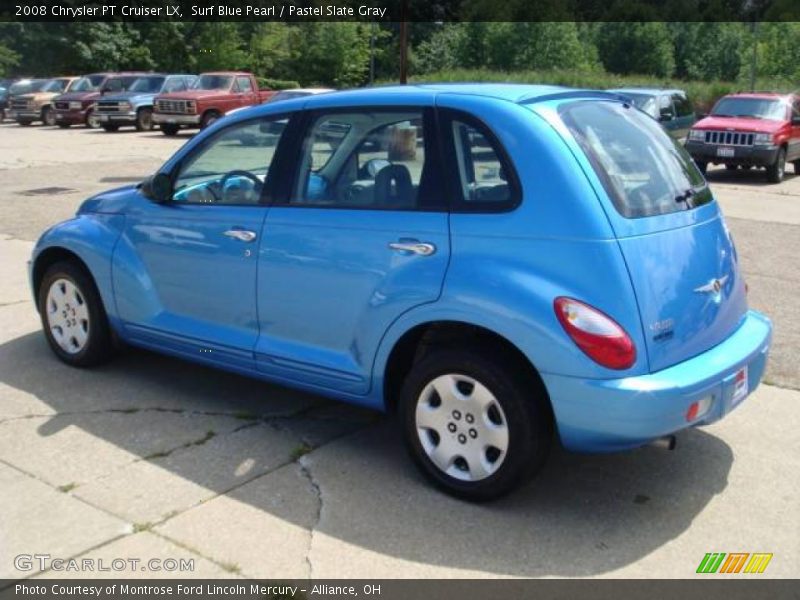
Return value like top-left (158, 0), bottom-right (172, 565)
top-left (28, 84), bottom-right (772, 500)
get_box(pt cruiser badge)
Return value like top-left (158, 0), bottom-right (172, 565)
top-left (694, 275), bottom-right (729, 294)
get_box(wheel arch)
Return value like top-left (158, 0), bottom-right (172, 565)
top-left (32, 247), bottom-right (93, 310)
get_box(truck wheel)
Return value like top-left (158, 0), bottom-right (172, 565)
top-left (766, 147), bottom-right (786, 184)
top-left (793, 160), bottom-right (800, 175)
top-left (0, 108), bottom-right (5, 122)
top-left (135, 107), bottom-right (153, 131)
top-left (85, 109), bottom-right (100, 129)
top-left (101, 124), bottom-right (119, 132)
top-left (38, 261), bottom-right (115, 368)
top-left (42, 106), bottom-right (56, 126)
top-left (400, 346), bottom-right (553, 501)
top-left (200, 111), bottom-right (220, 129)
top-left (160, 124), bottom-right (179, 136)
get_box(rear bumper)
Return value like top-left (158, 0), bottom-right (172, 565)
top-left (544, 310), bottom-right (772, 452)
top-left (685, 141), bottom-right (780, 167)
top-left (152, 113), bottom-right (201, 126)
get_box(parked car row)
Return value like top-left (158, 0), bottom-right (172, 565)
top-left (2, 71), bottom-right (334, 134)
top-left (612, 86), bottom-right (800, 183)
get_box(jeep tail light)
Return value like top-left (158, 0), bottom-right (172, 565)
top-left (554, 297), bottom-right (636, 370)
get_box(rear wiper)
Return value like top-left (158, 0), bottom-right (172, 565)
top-left (675, 188), bottom-right (695, 207)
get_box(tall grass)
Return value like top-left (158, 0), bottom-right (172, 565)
top-left (401, 68), bottom-right (797, 111)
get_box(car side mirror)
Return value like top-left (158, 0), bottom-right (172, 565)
top-left (140, 173), bottom-right (172, 204)
top-left (659, 111), bottom-right (675, 122)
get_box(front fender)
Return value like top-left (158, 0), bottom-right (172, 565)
top-left (31, 214), bottom-right (126, 324)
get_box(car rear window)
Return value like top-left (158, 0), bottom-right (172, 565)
top-left (560, 100), bottom-right (711, 218)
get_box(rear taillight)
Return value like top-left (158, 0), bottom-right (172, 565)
top-left (554, 297), bottom-right (636, 370)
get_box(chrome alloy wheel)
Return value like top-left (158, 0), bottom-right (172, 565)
top-left (415, 374), bottom-right (509, 482)
top-left (46, 278), bottom-right (90, 354)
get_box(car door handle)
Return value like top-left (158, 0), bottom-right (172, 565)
top-left (224, 229), bottom-right (257, 242)
top-left (388, 241), bottom-right (437, 256)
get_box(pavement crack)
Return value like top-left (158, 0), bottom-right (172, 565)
top-left (298, 455), bottom-right (323, 580)
top-left (0, 299), bottom-right (29, 308)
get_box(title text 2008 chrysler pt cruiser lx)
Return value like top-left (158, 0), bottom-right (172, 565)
top-left (30, 84), bottom-right (772, 500)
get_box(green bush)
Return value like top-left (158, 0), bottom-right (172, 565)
top-left (400, 68), bottom-right (796, 113)
top-left (257, 78), bottom-right (301, 90)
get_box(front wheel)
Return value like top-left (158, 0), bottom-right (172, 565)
top-left (38, 261), bottom-right (114, 367)
top-left (135, 107), bottom-right (153, 131)
top-left (85, 109), bottom-right (100, 129)
top-left (400, 347), bottom-right (552, 501)
top-left (160, 123), bottom-right (179, 136)
top-left (200, 111), bottom-right (220, 129)
top-left (766, 147), bottom-right (786, 184)
top-left (42, 106), bottom-right (55, 126)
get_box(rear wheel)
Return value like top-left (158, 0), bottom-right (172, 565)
top-left (38, 261), bottom-right (114, 368)
top-left (101, 123), bottom-right (119, 132)
top-left (42, 106), bottom-right (55, 126)
top-left (135, 107), bottom-right (153, 131)
top-left (766, 147), bottom-right (786, 184)
top-left (160, 123), bottom-right (179, 136)
top-left (400, 347), bottom-right (552, 501)
top-left (200, 110), bottom-right (220, 129)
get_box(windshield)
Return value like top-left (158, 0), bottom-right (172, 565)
top-left (560, 100), bottom-right (712, 219)
top-left (192, 75), bottom-right (233, 91)
top-left (42, 79), bottom-right (70, 93)
top-left (71, 75), bottom-right (104, 92)
top-left (711, 97), bottom-right (788, 120)
top-left (129, 76), bottom-right (166, 93)
top-left (618, 93), bottom-right (658, 118)
top-left (102, 76), bottom-right (139, 93)
top-left (270, 91), bottom-right (308, 102)
top-left (10, 80), bottom-right (46, 94)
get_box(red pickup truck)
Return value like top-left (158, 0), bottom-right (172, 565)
top-left (152, 71), bottom-right (274, 135)
top-left (685, 92), bottom-right (800, 183)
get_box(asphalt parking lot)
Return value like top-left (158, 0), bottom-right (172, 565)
top-left (0, 121), bottom-right (797, 579)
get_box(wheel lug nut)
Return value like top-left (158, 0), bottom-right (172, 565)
top-left (458, 434), bottom-right (467, 444)
top-left (447, 422), bottom-right (456, 433)
top-left (469, 428), bottom-right (477, 438)
top-left (465, 414), bottom-right (474, 423)
top-left (452, 410), bottom-right (461, 420)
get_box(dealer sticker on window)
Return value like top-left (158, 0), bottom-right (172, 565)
top-left (732, 366), bottom-right (749, 407)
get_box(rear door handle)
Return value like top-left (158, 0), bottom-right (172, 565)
top-left (224, 229), bottom-right (257, 242)
top-left (388, 241), bottom-right (436, 256)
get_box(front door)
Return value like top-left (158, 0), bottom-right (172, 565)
top-left (255, 107), bottom-right (450, 395)
top-left (113, 115), bottom-right (290, 368)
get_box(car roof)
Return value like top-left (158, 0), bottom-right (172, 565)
top-left (608, 87), bottom-right (686, 95)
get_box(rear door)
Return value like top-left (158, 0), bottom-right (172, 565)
top-left (255, 106), bottom-right (450, 394)
top-left (557, 100), bottom-right (748, 373)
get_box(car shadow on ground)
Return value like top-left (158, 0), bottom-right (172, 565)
top-left (706, 166), bottom-right (798, 186)
top-left (0, 332), bottom-right (733, 577)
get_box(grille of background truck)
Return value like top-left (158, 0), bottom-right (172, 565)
top-left (703, 131), bottom-right (755, 146)
top-left (97, 101), bottom-right (124, 113)
top-left (156, 99), bottom-right (188, 114)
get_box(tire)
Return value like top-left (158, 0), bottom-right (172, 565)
top-left (766, 147), bottom-right (786, 184)
top-left (57, 123), bottom-right (71, 129)
top-left (101, 124), bottom-right (119, 132)
top-left (793, 160), bottom-right (800, 175)
top-left (695, 160), bottom-right (708, 175)
top-left (38, 261), bottom-right (114, 368)
top-left (135, 107), bottom-right (153, 132)
top-left (0, 108), bottom-right (5, 122)
top-left (399, 346), bottom-right (553, 501)
top-left (42, 106), bottom-right (55, 126)
top-left (18, 120), bottom-right (32, 127)
top-left (160, 123), bottom-right (179, 136)
top-left (85, 109), bottom-right (100, 129)
top-left (200, 111), bottom-right (220, 129)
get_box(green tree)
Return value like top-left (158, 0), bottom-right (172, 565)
top-left (290, 23), bottom-right (372, 87)
top-left (595, 22), bottom-right (675, 78)
top-left (189, 23), bottom-right (247, 72)
top-left (0, 43), bottom-right (19, 76)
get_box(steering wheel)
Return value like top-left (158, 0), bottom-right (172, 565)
top-left (218, 170), bottom-right (263, 203)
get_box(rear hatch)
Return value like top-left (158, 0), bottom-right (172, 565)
top-left (557, 99), bottom-right (748, 372)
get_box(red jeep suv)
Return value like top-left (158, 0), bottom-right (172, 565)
top-left (685, 92), bottom-right (800, 183)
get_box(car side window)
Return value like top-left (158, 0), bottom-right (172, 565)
top-left (237, 77), bottom-right (253, 93)
top-left (446, 115), bottom-right (518, 211)
top-left (172, 117), bottom-right (288, 206)
top-left (291, 109), bottom-right (441, 210)
top-left (673, 94), bottom-right (693, 117)
top-left (163, 78), bottom-right (186, 93)
top-left (659, 94), bottom-right (675, 118)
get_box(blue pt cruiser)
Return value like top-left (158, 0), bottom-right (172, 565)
top-left (30, 84), bottom-right (772, 500)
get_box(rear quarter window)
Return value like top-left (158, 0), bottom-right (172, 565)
top-left (560, 100), bottom-right (711, 218)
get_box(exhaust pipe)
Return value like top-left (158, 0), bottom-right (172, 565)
top-left (648, 435), bottom-right (677, 450)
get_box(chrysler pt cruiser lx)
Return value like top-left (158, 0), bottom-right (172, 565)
top-left (30, 85), bottom-right (772, 500)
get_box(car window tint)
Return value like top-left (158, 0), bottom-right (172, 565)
top-left (560, 100), bottom-right (712, 219)
top-left (673, 94), bottom-right (693, 117)
top-left (172, 118), bottom-right (287, 205)
top-left (237, 77), bottom-right (253, 93)
top-left (451, 120), bottom-right (511, 205)
top-left (292, 110), bottom-right (429, 210)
